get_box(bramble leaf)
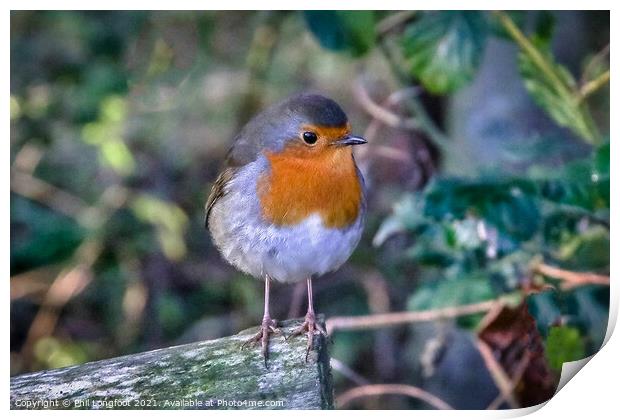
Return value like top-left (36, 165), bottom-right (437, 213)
top-left (402, 11), bottom-right (487, 94)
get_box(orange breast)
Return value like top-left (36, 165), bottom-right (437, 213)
top-left (258, 144), bottom-right (363, 229)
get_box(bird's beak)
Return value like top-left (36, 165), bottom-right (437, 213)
top-left (333, 135), bottom-right (367, 147)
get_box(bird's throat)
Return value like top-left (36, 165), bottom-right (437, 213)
top-left (258, 147), bottom-right (362, 229)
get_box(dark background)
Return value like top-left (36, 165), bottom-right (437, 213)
top-left (10, 11), bottom-right (609, 409)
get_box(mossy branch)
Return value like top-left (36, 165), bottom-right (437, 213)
top-left (11, 318), bottom-right (333, 410)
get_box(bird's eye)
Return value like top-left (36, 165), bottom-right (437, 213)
top-left (302, 131), bottom-right (318, 145)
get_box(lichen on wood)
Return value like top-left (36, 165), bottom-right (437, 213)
top-left (11, 317), bottom-right (333, 410)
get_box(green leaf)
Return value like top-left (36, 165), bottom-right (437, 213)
top-left (423, 178), bottom-right (540, 245)
top-left (594, 142), bottom-right (610, 177)
top-left (130, 193), bottom-right (189, 261)
top-left (544, 326), bottom-right (586, 371)
top-left (10, 196), bottom-right (85, 275)
top-left (99, 140), bottom-right (135, 176)
top-left (518, 45), bottom-right (598, 143)
top-left (532, 11), bottom-right (555, 46)
top-left (372, 194), bottom-right (427, 247)
top-left (402, 11), bottom-right (487, 94)
top-left (541, 157), bottom-right (609, 211)
top-left (571, 287), bottom-right (609, 352)
top-left (526, 289), bottom-right (562, 336)
top-left (554, 225), bottom-right (609, 271)
top-left (304, 11), bottom-right (376, 57)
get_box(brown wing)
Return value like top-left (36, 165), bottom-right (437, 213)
top-left (204, 168), bottom-right (236, 229)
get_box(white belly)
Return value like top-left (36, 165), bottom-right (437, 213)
top-left (208, 157), bottom-right (364, 283)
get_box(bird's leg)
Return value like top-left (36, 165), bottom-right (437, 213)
top-left (241, 275), bottom-right (280, 367)
top-left (288, 277), bottom-right (327, 362)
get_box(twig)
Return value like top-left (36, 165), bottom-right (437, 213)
top-left (326, 299), bottom-right (499, 333)
top-left (11, 169), bottom-right (90, 219)
top-left (10, 266), bottom-right (61, 301)
top-left (580, 44), bottom-right (610, 87)
top-left (494, 11), bottom-right (571, 103)
top-left (330, 358), bottom-right (371, 386)
top-left (22, 264), bottom-right (94, 350)
top-left (372, 145), bottom-right (415, 163)
top-left (374, 41), bottom-right (452, 151)
top-left (579, 70), bottom-right (610, 102)
top-left (475, 340), bottom-right (520, 409)
top-left (377, 11), bottom-right (417, 38)
top-left (360, 272), bottom-right (391, 314)
top-left (337, 384), bottom-right (454, 409)
top-left (12, 143), bottom-right (44, 174)
top-left (21, 186), bottom-right (130, 365)
top-left (475, 300), bottom-right (507, 333)
top-left (534, 263), bottom-right (609, 289)
top-left (356, 86), bottom-right (421, 164)
top-left (352, 78), bottom-right (421, 130)
top-left (403, 95), bottom-right (451, 150)
top-left (486, 350), bottom-right (531, 410)
top-left (493, 10), bottom-right (600, 144)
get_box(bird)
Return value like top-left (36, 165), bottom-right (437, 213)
top-left (205, 93), bottom-right (367, 365)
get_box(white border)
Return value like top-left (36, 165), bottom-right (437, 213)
top-left (5, 4), bottom-right (617, 419)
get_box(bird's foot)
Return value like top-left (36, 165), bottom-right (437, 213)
top-left (241, 316), bottom-right (281, 368)
top-left (287, 311), bottom-right (327, 362)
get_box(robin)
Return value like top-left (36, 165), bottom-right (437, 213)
top-left (205, 93), bottom-right (367, 364)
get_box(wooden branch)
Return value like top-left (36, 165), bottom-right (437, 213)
top-left (534, 263), bottom-right (610, 290)
top-left (475, 340), bottom-right (519, 409)
top-left (10, 169), bottom-right (89, 219)
top-left (352, 78), bottom-right (421, 130)
top-left (11, 318), bottom-right (333, 410)
top-left (486, 350), bottom-right (531, 410)
top-left (336, 384), bottom-right (453, 409)
top-left (326, 299), bottom-right (499, 333)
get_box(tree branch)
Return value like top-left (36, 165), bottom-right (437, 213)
top-left (475, 340), bottom-right (520, 409)
top-left (534, 263), bottom-right (610, 289)
top-left (352, 78), bottom-right (421, 130)
top-left (326, 299), bottom-right (499, 333)
top-left (10, 169), bottom-right (89, 219)
top-left (337, 384), bottom-right (453, 409)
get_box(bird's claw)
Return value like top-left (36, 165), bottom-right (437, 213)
top-left (241, 317), bottom-right (281, 368)
top-left (287, 311), bottom-right (327, 362)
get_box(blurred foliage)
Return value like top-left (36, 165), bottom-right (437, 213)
top-left (11, 198), bottom-right (85, 273)
top-left (402, 11), bottom-right (487, 94)
top-left (544, 326), bottom-right (586, 371)
top-left (304, 11), bottom-right (376, 57)
top-left (514, 16), bottom-right (601, 144)
top-left (10, 10), bottom-right (609, 410)
top-left (378, 142), bottom-right (609, 350)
